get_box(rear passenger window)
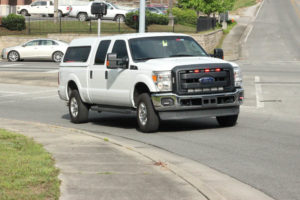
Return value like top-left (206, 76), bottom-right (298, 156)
top-left (95, 40), bottom-right (111, 65)
top-left (64, 46), bottom-right (91, 63)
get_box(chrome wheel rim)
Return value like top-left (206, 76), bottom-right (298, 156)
top-left (70, 97), bottom-right (78, 117)
top-left (54, 52), bottom-right (62, 62)
top-left (138, 102), bottom-right (147, 126)
top-left (8, 52), bottom-right (18, 62)
top-left (79, 14), bottom-right (86, 21)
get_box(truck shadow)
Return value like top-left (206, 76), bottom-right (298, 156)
top-left (62, 111), bottom-right (221, 132)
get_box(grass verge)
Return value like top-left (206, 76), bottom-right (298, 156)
top-left (233, 0), bottom-right (257, 10)
top-left (0, 129), bottom-right (60, 200)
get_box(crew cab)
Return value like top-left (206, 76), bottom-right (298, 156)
top-left (69, 1), bottom-right (129, 22)
top-left (58, 33), bottom-right (244, 133)
top-left (17, 0), bottom-right (71, 17)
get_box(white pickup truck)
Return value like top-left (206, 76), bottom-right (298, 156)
top-left (17, 1), bottom-right (71, 17)
top-left (69, 1), bottom-right (129, 22)
top-left (58, 33), bottom-right (244, 133)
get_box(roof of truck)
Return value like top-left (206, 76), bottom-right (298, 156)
top-left (68, 32), bottom-right (190, 47)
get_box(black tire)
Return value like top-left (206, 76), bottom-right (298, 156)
top-left (52, 51), bottom-right (64, 62)
top-left (20, 9), bottom-right (28, 16)
top-left (217, 115), bottom-right (238, 127)
top-left (78, 13), bottom-right (88, 21)
top-left (69, 90), bottom-right (89, 123)
top-left (48, 14), bottom-right (54, 17)
top-left (115, 14), bottom-right (125, 22)
top-left (8, 51), bottom-right (20, 62)
top-left (136, 93), bottom-right (160, 133)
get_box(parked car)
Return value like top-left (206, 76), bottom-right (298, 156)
top-left (147, 5), bottom-right (168, 14)
top-left (1, 39), bottom-right (68, 62)
top-left (17, 1), bottom-right (71, 17)
top-left (69, 1), bottom-right (129, 22)
top-left (131, 7), bottom-right (165, 15)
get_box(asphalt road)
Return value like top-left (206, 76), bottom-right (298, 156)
top-left (0, 61), bottom-right (58, 72)
top-left (1, 0), bottom-right (300, 200)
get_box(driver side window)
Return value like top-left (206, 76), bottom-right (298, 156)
top-left (112, 40), bottom-right (128, 59)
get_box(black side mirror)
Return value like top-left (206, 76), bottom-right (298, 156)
top-left (106, 53), bottom-right (128, 69)
top-left (213, 48), bottom-right (224, 60)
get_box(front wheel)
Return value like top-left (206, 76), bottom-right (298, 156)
top-left (217, 115), bottom-right (238, 127)
top-left (8, 51), bottom-right (20, 62)
top-left (137, 93), bottom-right (160, 133)
top-left (20, 9), bottom-right (28, 16)
top-left (52, 51), bottom-right (63, 62)
top-left (69, 90), bottom-right (89, 123)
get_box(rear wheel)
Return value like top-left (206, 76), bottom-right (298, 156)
top-left (78, 13), bottom-right (88, 21)
top-left (69, 90), bottom-right (89, 123)
top-left (8, 51), bottom-right (20, 62)
top-left (52, 51), bottom-right (63, 62)
top-left (137, 93), bottom-right (160, 133)
top-left (115, 14), bottom-right (125, 22)
top-left (20, 9), bottom-right (28, 16)
top-left (217, 115), bottom-right (238, 127)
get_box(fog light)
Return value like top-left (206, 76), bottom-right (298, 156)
top-left (161, 98), bottom-right (174, 106)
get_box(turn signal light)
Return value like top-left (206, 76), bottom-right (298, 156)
top-left (204, 69), bottom-right (210, 73)
top-left (194, 69), bottom-right (200, 73)
top-left (215, 68), bottom-right (221, 72)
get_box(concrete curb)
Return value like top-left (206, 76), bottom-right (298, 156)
top-left (1, 118), bottom-right (275, 200)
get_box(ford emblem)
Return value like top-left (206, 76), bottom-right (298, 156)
top-left (199, 77), bottom-right (215, 84)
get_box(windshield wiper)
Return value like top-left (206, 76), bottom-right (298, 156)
top-left (169, 54), bottom-right (196, 57)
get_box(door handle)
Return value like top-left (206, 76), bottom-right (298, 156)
top-left (105, 71), bottom-right (108, 79)
top-left (90, 70), bottom-right (93, 79)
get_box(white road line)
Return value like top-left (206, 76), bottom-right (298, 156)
top-left (0, 90), bottom-right (57, 97)
top-left (45, 70), bottom-right (59, 73)
top-left (28, 95), bottom-right (58, 100)
top-left (255, 76), bottom-right (264, 108)
top-left (0, 64), bottom-right (24, 67)
top-left (244, 25), bottom-right (254, 43)
top-left (256, 0), bottom-right (265, 19)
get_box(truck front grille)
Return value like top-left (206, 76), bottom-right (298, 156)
top-left (173, 63), bottom-right (235, 95)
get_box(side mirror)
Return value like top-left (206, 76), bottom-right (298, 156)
top-left (213, 48), bottom-right (224, 60)
top-left (106, 53), bottom-right (128, 69)
top-left (22, 44), bottom-right (26, 47)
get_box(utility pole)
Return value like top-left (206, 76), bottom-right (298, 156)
top-left (139, 0), bottom-right (145, 33)
top-left (54, 0), bottom-right (58, 23)
top-left (168, 0), bottom-right (174, 26)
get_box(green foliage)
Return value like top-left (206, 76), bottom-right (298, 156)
top-left (171, 7), bottom-right (198, 25)
top-left (2, 14), bottom-right (26, 31)
top-left (0, 129), bottom-right (60, 199)
top-left (177, 0), bottom-right (236, 16)
top-left (125, 11), bottom-right (168, 29)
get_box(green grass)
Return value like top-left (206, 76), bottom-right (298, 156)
top-left (233, 0), bottom-right (257, 10)
top-left (0, 129), bottom-right (60, 200)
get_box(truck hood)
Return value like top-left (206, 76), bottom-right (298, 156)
top-left (135, 56), bottom-right (238, 71)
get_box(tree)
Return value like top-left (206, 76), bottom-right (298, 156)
top-left (177, 0), bottom-right (236, 17)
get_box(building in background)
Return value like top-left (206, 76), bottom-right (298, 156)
top-left (0, 0), bottom-right (32, 16)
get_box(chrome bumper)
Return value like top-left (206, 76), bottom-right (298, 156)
top-left (151, 88), bottom-right (244, 119)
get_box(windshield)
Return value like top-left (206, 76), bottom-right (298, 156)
top-left (129, 36), bottom-right (207, 61)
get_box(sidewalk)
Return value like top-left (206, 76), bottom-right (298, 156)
top-left (223, 3), bottom-right (262, 61)
top-left (0, 118), bottom-right (204, 200)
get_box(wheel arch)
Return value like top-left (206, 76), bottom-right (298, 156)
top-left (132, 82), bottom-right (151, 108)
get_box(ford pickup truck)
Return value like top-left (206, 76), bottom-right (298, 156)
top-left (58, 33), bottom-right (244, 133)
top-left (17, 0), bottom-right (71, 17)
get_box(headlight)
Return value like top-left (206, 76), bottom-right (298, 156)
top-left (152, 71), bottom-right (172, 92)
top-left (233, 67), bottom-right (243, 87)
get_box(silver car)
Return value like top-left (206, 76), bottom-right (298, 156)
top-left (1, 39), bottom-right (68, 62)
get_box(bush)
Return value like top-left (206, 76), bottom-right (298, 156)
top-left (171, 7), bottom-right (197, 25)
top-left (2, 14), bottom-right (25, 31)
top-left (125, 11), bottom-right (168, 29)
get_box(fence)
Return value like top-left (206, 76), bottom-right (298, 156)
top-left (0, 15), bottom-right (219, 36)
top-left (197, 17), bottom-right (217, 32)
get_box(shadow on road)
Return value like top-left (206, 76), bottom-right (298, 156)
top-left (62, 112), bottom-right (221, 133)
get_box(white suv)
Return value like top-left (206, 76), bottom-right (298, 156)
top-left (58, 33), bottom-right (244, 133)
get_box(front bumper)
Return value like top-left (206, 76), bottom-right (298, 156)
top-left (151, 88), bottom-right (244, 120)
